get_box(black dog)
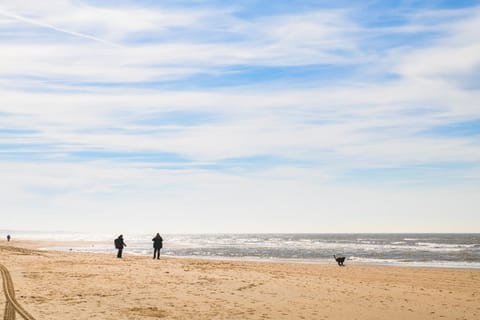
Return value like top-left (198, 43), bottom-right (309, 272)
top-left (333, 255), bottom-right (345, 266)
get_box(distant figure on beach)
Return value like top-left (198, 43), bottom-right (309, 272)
top-left (152, 233), bottom-right (163, 259)
top-left (114, 235), bottom-right (127, 258)
top-left (333, 254), bottom-right (346, 266)
top-left (6, 235), bottom-right (11, 242)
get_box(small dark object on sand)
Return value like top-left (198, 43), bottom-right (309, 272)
top-left (333, 255), bottom-right (346, 266)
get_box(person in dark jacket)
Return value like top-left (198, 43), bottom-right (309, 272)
top-left (152, 233), bottom-right (163, 259)
top-left (114, 235), bottom-right (127, 258)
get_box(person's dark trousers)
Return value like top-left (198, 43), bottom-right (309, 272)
top-left (153, 248), bottom-right (160, 259)
top-left (117, 248), bottom-right (123, 258)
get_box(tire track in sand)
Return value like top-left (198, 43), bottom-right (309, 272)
top-left (0, 264), bottom-right (36, 320)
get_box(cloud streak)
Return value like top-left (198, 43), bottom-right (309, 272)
top-left (0, 8), bottom-right (122, 47)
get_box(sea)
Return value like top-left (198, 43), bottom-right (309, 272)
top-left (4, 231), bottom-right (480, 269)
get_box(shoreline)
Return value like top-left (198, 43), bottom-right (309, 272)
top-left (6, 239), bottom-right (480, 271)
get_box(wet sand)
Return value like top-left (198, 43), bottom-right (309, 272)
top-left (1, 240), bottom-right (479, 319)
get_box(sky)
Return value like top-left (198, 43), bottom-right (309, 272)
top-left (0, 0), bottom-right (479, 234)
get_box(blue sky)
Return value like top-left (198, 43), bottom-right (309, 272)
top-left (0, 0), bottom-right (479, 233)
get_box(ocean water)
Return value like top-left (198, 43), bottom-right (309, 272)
top-left (4, 231), bottom-right (480, 269)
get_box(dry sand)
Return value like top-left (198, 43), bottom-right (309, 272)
top-left (0, 240), bottom-right (479, 319)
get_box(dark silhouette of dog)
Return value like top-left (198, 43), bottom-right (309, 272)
top-left (333, 255), bottom-right (346, 266)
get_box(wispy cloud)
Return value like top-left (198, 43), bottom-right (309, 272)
top-left (0, 2), bottom-right (360, 84)
top-left (1, 1), bottom-right (479, 232)
top-left (0, 8), bottom-right (121, 46)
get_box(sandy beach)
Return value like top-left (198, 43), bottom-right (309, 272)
top-left (1, 240), bottom-right (479, 320)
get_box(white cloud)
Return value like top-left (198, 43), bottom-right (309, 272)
top-left (1, 160), bottom-right (479, 233)
top-left (0, 1), bottom-right (207, 41)
top-left (1, 2), bottom-right (480, 232)
top-left (1, 76), bottom-right (479, 166)
top-left (0, 2), bottom-right (361, 83)
top-left (392, 8), bottom-right (480, 80)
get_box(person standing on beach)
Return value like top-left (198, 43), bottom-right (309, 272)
top-left (6, 235), bottom-right (11, 242)
top-left (114, 235), bottom-right (127, 258)
top-left (152, 233), bottom-right (163, 259)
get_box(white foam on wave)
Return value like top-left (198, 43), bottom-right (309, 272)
top-left (17, 232), bottom-right (478, 253)
top-left (349, 256), bottom-right (480, 269)
top-left (416, 242), bottom-right (476, 249)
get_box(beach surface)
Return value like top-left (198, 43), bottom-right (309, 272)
top-left (1, 240), bottom-right (479, 320)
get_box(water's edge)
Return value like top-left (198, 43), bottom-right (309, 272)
top-left (19, 232), bottom-right (479, 270)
